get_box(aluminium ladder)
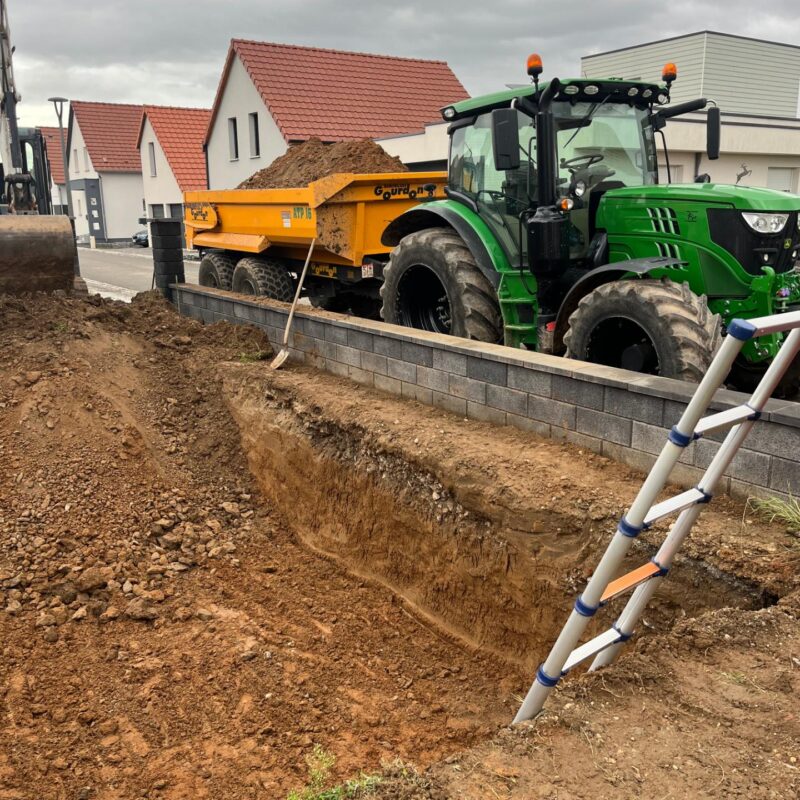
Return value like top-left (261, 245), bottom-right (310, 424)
top-left (514, 310), bottom-right (800, 723)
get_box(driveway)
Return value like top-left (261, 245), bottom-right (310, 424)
top-left (78, 247), bottom-right (199, 301)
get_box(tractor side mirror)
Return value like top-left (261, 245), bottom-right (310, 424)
top-left (491, 108), bottom-right (521, 172)
top-left (707, 106), bottom-right (720, 160)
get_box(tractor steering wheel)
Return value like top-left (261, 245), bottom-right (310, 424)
top-left (560, 153), bottom-right (605, 173)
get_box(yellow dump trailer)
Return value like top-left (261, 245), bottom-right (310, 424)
top-left (184, 172), bottom-right (447, 315)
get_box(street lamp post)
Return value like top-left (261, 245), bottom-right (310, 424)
top-left (47, 97), bottom-right (73, 217)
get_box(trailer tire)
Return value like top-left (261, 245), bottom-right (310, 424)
top-left (198, 252), bottom-right (237, 291)
top-left (231, 258), bottom-right (294, 301)
top-left (564, 279), bottom-right (721, 382)
top-left (380, 228), bottom-right (502, 342)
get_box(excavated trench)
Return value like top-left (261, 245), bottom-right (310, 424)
top-left (222, 368), bottom-right (768, 676)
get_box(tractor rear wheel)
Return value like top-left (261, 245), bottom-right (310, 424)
top-left (198, 252), bottom-right (237, 291)
top-left (564, 279), bottom-right (721, 382)
top-left (231, 258), bottom-right (294, 301)
top-left (380, 228), bottom-right (502, 342)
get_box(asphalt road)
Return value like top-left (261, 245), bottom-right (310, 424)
top-left (78, 247), bottom-right (199, 301)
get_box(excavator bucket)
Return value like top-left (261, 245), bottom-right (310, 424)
top-left (0, 214), bottom-right (77, 294)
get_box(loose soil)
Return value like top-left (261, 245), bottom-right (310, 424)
top-left (237, 138), bottom-right (407, 190)
top-left (1, 294), bottom-right (798, 799)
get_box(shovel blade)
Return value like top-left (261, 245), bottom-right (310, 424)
top-left (270, 348), bottom-right (290, 370)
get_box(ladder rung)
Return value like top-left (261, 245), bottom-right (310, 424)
top-left (644, 488), bottom-right (706, 526)
top-left (748, 310), bottom-right (800, 336)
top-left (601, 562), bottom-right (662, 603)
top-left (563, 628), bottom-right (622, 672)
top-left (694, 404), bottom-right (757, 436)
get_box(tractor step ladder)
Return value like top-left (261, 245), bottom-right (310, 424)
top-left (514, 310), bottom-right (800, 724)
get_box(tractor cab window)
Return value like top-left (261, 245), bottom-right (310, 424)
top-left (449, 111), bottom-right (536, 265)
top-left (553, 102), bottom-right (657, 258)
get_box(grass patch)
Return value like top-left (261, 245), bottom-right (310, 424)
top-left (237, 350), bottom-right (271, 363)
top-left (748, 493), bottom-right (800, 537)
top-left (287, 745), bottom-right (381, 800)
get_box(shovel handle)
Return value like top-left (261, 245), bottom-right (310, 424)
top-left (282, 238), bottom-right (316, 348)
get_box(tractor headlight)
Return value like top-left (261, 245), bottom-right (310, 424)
top-left (573, 179), bottom-right (587, 197)
top-left (741, 212), bottom-right (789, 234)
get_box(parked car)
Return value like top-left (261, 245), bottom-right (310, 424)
top-left (131, 229), bottom-right (149, 247)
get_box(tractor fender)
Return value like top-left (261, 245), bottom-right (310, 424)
top-left (382, 206), bottom-right (502, 289)
top-left (554, 256), bottom-right (686, 353)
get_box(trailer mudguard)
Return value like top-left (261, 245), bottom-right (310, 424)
top-left (381, 200), bottom-right (512, 289)
top-left (553, 256), bottom-right (686, 352)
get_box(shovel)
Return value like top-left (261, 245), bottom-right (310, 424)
top-left (270, 238), bottom-right (316, 369)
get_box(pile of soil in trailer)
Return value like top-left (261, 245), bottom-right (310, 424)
top-left (1, 293), bottom-right (797, 799)
top-left (237, 137), bottom-right (408, 190)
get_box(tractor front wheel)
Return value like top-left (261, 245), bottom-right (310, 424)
top-left (380, 228), bottom-right (502, 342)
top-left (564, 279), bottom-right (721, 382)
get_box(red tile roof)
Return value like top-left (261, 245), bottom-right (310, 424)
top-left (39, 126), bottom-right (66, 185)
top-left (137, 106), bottom-right (211, 192)
top-left (70, 101), bottom-right (143, 173)
top-left (206, 40), bottom-right (468, 145)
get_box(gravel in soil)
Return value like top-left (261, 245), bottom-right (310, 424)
top-left (237, 138), bottom-right (407, 190)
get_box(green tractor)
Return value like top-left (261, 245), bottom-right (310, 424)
top-left (379, 56), bottom-right (800, 394)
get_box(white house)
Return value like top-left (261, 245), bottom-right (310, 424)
top-left (582, 31), bottom-right (800, 191)
top-left (204, 39), bottom-right (468, 189)
top-left (66, 101), bottom-right (145, 243)
top-left (377, 121), bottom-right (451, 172)
top-left (137, 105), bottom-right (210, 221)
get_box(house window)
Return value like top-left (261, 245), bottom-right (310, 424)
top-left (76, 197), bottom-right (83, 216)
top-left (150, 204), bottom-right (165, 219)
top-left (248, 113), bottom-right (260, 158)
top-left (767, 167), bottom-right (797, 193)
top-left (169, 203), bottom-right (183, 219)
top-left (148, 142), bottom-right (157, 177)
top-left (83, 147), bottom-right (89, 172)
top-left (73, 149), bottom-right (78, 174)
top-left (228, 117), bottom-right (239, 161)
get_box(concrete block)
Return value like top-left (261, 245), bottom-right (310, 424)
top-left (348, 365), bottom-right (374, 387)
top-left (694, 439), bottom-right (771, 486)
top-left (416, 366), bottom-right (450, 393)
top-left (199, 308), bottom-right (215, 325)
top-left (287, 348), bottom-right (305, 364)
top-left (265, 309), bottom-right (286, 329)
top-left (387, 358), bottom-right (417, 383)
top-left (319, 339), bottom-right (338, 360)
top-left (770, 455), bottom-right (800, 494)
top-left (326, 360), bottom-right (349, 378)
top-left (507, 365), bottom-right (552, 398)
top-left (305, 353), bottom-right (327, 370)
top-left (729, 479), bottom-right (784, 502)
top-left (335, 344), bottom-right (362, 369)
top-left (432, 348), bottom-right (468, 376)
top-left (604, 386), bottom-right (664, 424)
top-left (374, 373), bottom-right (402, 396)
top-left (631, 420), bottom-right (695, 464)
top-left (373, 336), bottom-right (404, 360)
top-left (466, 356), bottom-right (507, 385)
top-left (449, 374), bottom-right (487, 403)
top-left (467, 401), bottom-right (507, 426)
top-left (432, 391), bottom-right (467, 417)
top-left (527, 396), bottom-right (576, 430)
top-left (361, 351), bottom-right (388, 376)
top-left (486, 384), bottom-right (528, 416)
top-left (506, 413), bottom-right (551, 438)
top-left (602, 441), bottom-right (656, 476)
top-left (292, 332), bottom-right (317, 354)
top-left (305, 318), bottom-right (327, 340)
top-left (402, 382), bottom-right (433, 405)
top-left (552, 375), bottom-right (604, 410)
top-left (401, 341), bottom-right (434, 367)
top-left (220, 300), bottom-right (236, 317)
top-left (743, 422), bottom-right (800, 460)
top-left (206, 297), bottom-right (221, 313)
top-left (577, 408), bottom-right (632, 446)
top-left (551, 426), bottom-right (603, 454)
top-left (347, 328), bottom-right (374, 352)
top-left (324, 325), bottom-right (349, 345)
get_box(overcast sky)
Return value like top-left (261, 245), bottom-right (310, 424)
top-left (10, 0), bottom-right (800, 129)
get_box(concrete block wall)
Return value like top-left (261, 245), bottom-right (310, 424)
top-left (173, 284), bottom-right (800, 501)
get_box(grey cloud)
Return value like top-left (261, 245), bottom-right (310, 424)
top-left (10, 0), bottom-right (800, 128)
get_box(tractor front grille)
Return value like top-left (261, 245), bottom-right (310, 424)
top-left (707, 209), bottom-right (800, 276)
top-left (647, 207), bottom-right (680, 235)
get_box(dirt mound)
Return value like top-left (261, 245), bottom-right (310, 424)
top-left (237, 137), bottom-right (407, 189)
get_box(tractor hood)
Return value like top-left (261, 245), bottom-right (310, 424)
top-left (604, 183), bottom-right (800, 211)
